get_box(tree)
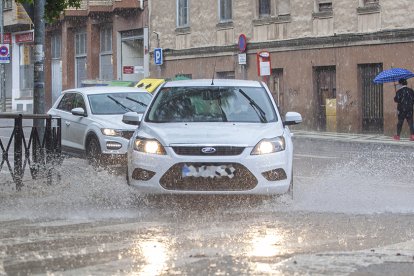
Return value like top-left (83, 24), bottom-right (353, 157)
top-left (17, 0), bottom-right (82, 22)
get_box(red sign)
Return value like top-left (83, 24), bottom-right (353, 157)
top-left (238, 34), bottom-right (247, 53)
top-left (15, 32), bottom-right (34, 43)
top-left (1, 34), bottom-right (11, 44)
top-left (0, 45), bottom-right (9, 56)
top-left (256, 51), bottom-right (271, 76)
top-left (123, 66), bottom-right (134, 74)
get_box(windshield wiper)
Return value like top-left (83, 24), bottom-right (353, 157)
top-left (237, 89), bottom-right (267, 123)
top-left (107, 95), bottom-right (134, 112)
top-left (126, 96), bottom-right (148, 107)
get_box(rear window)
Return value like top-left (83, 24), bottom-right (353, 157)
top-left (146, 86), bottom-right (277, 123)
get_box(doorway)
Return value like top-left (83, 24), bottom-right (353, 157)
top-left (315, 66), bottom-right (336, 131)
top-left (270, 69), bottom-right (284, 114)
top-left (359, 63), bottom-right (383, 133)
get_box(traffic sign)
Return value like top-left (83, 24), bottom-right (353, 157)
top-left (238, 34), bottom-right (247, 53)
top-left (0, 44), bottom-right (10, 64)
top-left (154, 48), bottom-right (163, 65)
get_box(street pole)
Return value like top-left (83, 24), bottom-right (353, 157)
top-left (33, 0), bottom-right (46, 115)
top-left (0, 0), bottom-right (5, 112)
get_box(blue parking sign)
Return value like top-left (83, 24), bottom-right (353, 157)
top-left (154, 48), bottom-right (163, 65)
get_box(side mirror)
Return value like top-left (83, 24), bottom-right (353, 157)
top-left (71, 107), bottom-right (87, 117)
top-left (284, 111), bottom-right (302, 126)
top-left (123, 112), bottom-right (142, 125)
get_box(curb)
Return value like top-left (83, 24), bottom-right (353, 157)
top-left (291, 130), bottom-right (414, 147)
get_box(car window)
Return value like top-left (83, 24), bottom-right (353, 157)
top-left (73, 93), bottom-right (86, 110)
top-left (88, 92), bottom-right (152, 115)
top-left (146, 86), bottom-right (277, 123)
top-left (57, 93), bottom-right (75, 112)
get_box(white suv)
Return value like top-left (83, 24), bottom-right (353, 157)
top-left (123, 79), bottom-right (302, 195)
top-left (48, 86), bottom-right (152, 165)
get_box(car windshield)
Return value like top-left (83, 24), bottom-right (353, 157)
top-left (88, 92), bottom-right (151, 115)
top-left (146, 86), bottom-right (278, 123)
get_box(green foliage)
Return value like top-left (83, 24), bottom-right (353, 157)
top-left (17, 0), bottom-right (83, 22)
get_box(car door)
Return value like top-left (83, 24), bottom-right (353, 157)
top-left (51, 92), bottom-right (75, 149)
top-left (68, 93), bottom-right (91, 150)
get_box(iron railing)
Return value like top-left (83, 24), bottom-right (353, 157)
top-left (0, 114), bottom-right (62, 190)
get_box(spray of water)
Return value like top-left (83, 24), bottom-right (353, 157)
top-left (1, 149), bottom-right (413, 220)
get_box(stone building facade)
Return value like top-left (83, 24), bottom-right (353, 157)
top-left (148, 0), bottom-right (414, 135)
top-left (43, 0), bottom-right (149, 108)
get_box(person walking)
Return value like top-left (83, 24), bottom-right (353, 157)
top-left (393, 78), bottom-right (414, 141)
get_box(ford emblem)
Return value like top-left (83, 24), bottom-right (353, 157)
top-left (201, 147), bottom-right (216, 154)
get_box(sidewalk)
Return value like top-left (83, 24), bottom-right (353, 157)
top-left (292, 130), bottom-right (414, 147)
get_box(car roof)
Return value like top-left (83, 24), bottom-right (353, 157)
top-left (163, 79), bottom-right (264, 88)
top-left (62, 86), bottom-right (150, 95)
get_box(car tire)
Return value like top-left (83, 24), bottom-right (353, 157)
top-left (287, 169), bottom-right (293, 199)
top-left (86, 135), bottom-right (102, 167)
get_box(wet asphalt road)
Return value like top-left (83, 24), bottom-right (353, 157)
top-left (1, 137), bottom-right (414, 275)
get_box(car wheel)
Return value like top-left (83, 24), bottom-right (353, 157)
top-left (287, 169), bottom-right (293, 199)
top-left (86, 135), bottom-right (102, 167)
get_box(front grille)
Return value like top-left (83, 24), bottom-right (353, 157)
top-left (122, 131), bottom-right (135, 140)
top-left (172, 146), bottom-right (245, 156)
top-left (159, 162), bottom-right (257, 191)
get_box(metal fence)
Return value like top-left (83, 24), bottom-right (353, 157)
top-left (0, 114), bottom-right (62, 190)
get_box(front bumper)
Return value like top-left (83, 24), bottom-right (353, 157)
top-left (98, 135), bottom-right (132, 165)
top-left (127, 147), bottom-right (292, 195)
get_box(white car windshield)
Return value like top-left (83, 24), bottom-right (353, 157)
top-left (88, 92), bottom-right (152, 115)
top-left (147, 86), bottom-right (277, 123)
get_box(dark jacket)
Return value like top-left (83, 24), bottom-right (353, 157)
top-left (394, 86), bottom-right (414, 113)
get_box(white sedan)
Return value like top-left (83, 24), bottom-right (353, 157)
top-left (48, 86), bottom-right (152, 166)
top-left (124, 79), bottom-right (302, 196)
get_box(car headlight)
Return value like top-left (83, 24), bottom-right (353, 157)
top-left (251, 137), bottom-right (285, 155)
top-left (134, 137), bottom-right (166, 155)
top-left (101, 128), bottom-right (122, 137)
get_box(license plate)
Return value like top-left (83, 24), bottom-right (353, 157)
top-left (182, 164), bottom-right (235, 178)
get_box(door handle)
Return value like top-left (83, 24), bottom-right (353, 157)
top-left (65, 121), bottom-right (71, 126)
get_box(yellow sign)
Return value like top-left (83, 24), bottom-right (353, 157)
top-left (136, 78), bottom-right (165, 93)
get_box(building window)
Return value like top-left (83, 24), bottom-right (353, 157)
top-left (75, 30), bottom-right (87, 88)
top-left (177, 0), bottom-right (189, 27)
top-left (357, 0), bottom-right (379, 13)
top-left (216, 71), bottom-right (235, 79)
top-left (100, 26), bottom-right (113, 80)
top-left (75, 31), bottom-right (87, 56)
top-left (51, 34), bottom-right (61, 59)
top-left (219, 0), bottom-right (232, 22)
top-left (318, 1), bottom-right (332, 12)
top-left (4, 0), bottom-right (12, 10)
top-left (259, 0), bottom-right (271, 17)
top-left (364, 0), bottom-right (379, 5)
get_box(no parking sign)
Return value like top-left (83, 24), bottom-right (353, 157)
top-left (0, 44), bottom-right (10, 64)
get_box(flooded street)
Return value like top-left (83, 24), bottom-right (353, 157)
top-left (1, 138), bottom-right (414, 275)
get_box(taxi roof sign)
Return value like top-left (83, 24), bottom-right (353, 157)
top-left (136, 78), bottom-right (165, 93)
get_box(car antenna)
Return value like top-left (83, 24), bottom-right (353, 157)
top-left (211, 58), bottom-right (217, 85)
